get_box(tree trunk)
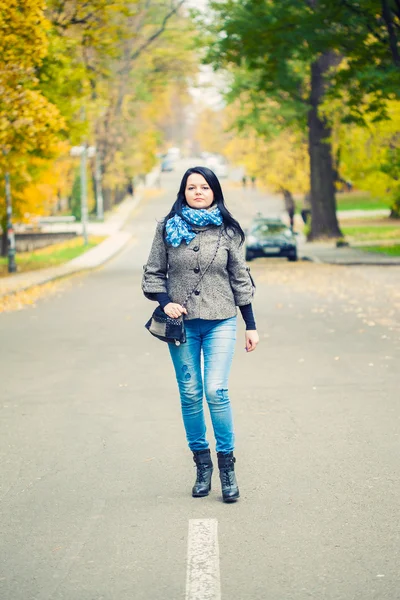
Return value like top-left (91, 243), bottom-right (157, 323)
top-left (1, 229), bottom-right (7, 257)
top-left (1, 215), bottom-right (7, 257)
top-left (308, 53), bottom-right (343, 240)
top-left (381, 0), bottom-right (400, 67)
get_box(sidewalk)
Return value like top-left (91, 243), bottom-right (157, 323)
top-left (283, 212), bottom-right (400, 265)
top-left (0, 191), bottom-right (143, 299)
top-left (337, 208), bottom-right (390, 219)
top-left (299, 238), bottom-right (400, 265)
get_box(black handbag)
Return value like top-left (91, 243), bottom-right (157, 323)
top-left (145, 228), bottom-right (222, 346)
top-left (145, 306), bottom-right (186, 346)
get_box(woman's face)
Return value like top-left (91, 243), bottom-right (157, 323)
top-left (185, 173), bottom-right (214, 209)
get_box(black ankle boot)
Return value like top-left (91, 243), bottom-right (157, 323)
top-left (192, 449), bottom-right (213, 497)
top-left (217, 452), bottom-right (240, 503)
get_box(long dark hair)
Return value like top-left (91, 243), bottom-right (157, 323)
top-left (162, 166), bottom-right (245, 245)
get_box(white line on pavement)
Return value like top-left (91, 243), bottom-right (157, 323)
top-left (185, 518), bottom-right (221, 600)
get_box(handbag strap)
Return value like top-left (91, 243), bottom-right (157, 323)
top-left (181, 226), bottom-right (223, 308)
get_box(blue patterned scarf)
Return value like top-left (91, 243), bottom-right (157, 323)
top-left (165, 205), bottom-right (223, 247)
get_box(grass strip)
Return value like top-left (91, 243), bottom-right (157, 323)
top-left (0, 235), bottom-right (105, 277)
top-left (359, 244), bottom-right (400, 257)
top-left (336, 192), bottom-right (390, 211)
top-left (341, 223), bottom-right (400, 241)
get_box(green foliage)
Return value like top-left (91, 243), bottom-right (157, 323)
top-left (70, 172), bottom-right (82, 221)
top-left (335, 101), bottom-right (400, 216)
top-left (202, 0), bottom-right (312, 123)
top-left (316, 0), bottom-right (400, 123)
top-left (198, 0), bottom-right (400, 239)
top-left (202, 0), bottom-right (400, 125)
top-left (69, 169), bottom-right (95, 220)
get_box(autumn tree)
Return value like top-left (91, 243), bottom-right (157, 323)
top-left (336, 101), bottom-right (400, 217)
top-left (43, 0), bottom-right (192, 208)
top-left (199, 0), bottom-right (400, 239)
top-left (0, 0), bottom-right (194, 231)
top-left (0, 0), bottom-right (65, 253)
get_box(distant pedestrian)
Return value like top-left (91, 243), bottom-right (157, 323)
top-left (127, 181), bottom-right (134, 196)
top-left (251, 176), bottom-right (256, 188)
top-left (283, 189), bottom-right (296, 230)
top-left (301, 191), bottom-right (312, 225)
top-left (142, 166), bottom-right (258, 503)
top-left (242, 175), bottom-right (247, 188)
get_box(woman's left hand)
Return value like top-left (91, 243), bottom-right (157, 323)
top-left (245, 330), bottom-right (259, 353)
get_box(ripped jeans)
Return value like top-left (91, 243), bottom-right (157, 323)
top-left (168, 317), bottom-right (237, 454)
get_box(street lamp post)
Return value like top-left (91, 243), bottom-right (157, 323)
top-left (71, 144), bottom-right (96, 246)
top-left (80, 143), bottom-right (89, 246)
top-left (95, 148), bottom-right (104, 221)
top-left (4, 171), bottom-right (16, 273)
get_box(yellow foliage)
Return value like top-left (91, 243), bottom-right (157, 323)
top-left (0, 0), bottom-right (49, 68)
top-left (0, 0), bottom-right (197, 225)
top-left (225, 126), bottom-right (309, 194)
top-left (195, 103), bottom-right (309, 193)
top-left (0, 88), bottom-right (64, 157)
top-left (0, 0), bottom-right (64, 225)
top-left (19, 143), bottom-right (75, 220)
top-left (338, 101), bottom-right (400, 199)
top-left (194, 106), bottom-right (229, 155)
top-left (0, 0), bottom-right (59, 157)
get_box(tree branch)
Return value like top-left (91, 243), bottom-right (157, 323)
top-left (339, 0), bottom-right (387, 44)
top-left (381, 0), bottom-right (400, 66)
top-left (130, 0), bottom-right (185, 62)
top-left (112, 1), bottom-right (185, 116)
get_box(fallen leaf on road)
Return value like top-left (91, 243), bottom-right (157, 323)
top-left (0, 280), bottom-right (71, 313)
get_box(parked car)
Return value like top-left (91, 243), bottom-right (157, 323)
top-left (166, 147), bottom-right (181, 160)
top-left (213, 162), bottom-right (228, 178)
top-left (161, 158), bottom-right (174, 172)
top-left (205, 155), bottom-right (228, 178)
top-left (245, 217), bottom-right (298, 261)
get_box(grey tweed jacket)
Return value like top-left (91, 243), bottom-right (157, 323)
top-left (142, 220), bottom-right (255, 321)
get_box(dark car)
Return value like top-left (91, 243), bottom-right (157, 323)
top-left (245, 218), bottom-right (298, 262)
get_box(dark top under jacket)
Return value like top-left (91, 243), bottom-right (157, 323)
top-left (155, 292), bottom-right (256, 330)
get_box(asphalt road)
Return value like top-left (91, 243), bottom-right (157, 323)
top-left (1, 162), bottom-right (400, 600)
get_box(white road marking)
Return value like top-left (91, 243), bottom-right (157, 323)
top-left (185, 518), bottom-right (221, 600)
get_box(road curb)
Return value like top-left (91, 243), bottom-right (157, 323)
top-left (300, 254), bottom-right (322, 264)
top-left (0, 191), bottom-right (143, 299)
top-left (299, 254), bottom-right (400, 266)
top-left (0, 231), bottom-right (134, 299)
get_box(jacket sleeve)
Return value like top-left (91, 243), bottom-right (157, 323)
top-left (227, 232), bottom-right (256, 306)
top-left (142, 221), bottom-right (168, 301)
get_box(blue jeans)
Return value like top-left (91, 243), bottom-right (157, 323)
top-left (168, 317), bottom-right (237, 454)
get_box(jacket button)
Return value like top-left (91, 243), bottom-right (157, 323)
top-left (194, 290), bottom-right (200, 296)
top-left (193, 267), bottom-right (200, 273)
top-left (193, 246), bottom-right (199, 252)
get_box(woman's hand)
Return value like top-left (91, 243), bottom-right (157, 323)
top-left (164, 303), bottom-right (187, 319)
top-left (245, 330), bottom-right (259, 353)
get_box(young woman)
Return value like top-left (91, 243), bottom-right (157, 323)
top-left (142, 166), bottom-right (259, 502)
